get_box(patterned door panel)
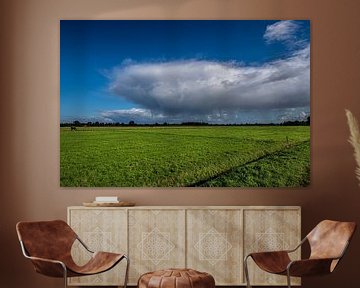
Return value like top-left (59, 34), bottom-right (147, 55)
top-left (187, 209), bottom-right (243, 285)
top-left (244, 209), bottom-right (301, 286)
top-left (68, 208), bottom-right (127, 286)
top-left (128, 209), bottom-right (186, 284)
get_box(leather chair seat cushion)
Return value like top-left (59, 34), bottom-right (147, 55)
top-left (138, 269), bottom-right (215, 288)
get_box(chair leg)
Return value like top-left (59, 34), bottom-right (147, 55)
top-left (62, 264), bottom-right (68, 288)
top-left (123, 255), bottom-right (130, 288)
top-left (244, 255), bottom-right (252, 288)
top-left (286, 269), bottom-right (291, 288)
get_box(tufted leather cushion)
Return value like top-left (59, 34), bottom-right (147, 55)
top-left (138, 269), bottom-right (215, 288)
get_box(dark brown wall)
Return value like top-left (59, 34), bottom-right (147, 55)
top-left (1, 0), bottom-right (360, 287)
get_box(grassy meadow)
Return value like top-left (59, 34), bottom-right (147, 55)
top-left (60, 126), bottom-right (310, 187)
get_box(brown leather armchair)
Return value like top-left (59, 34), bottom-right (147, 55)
top-left (16, 220), bottom-right (129, 288)
top-left (244, 220), bottom-right (356, 288)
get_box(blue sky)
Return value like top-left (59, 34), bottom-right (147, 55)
top-left (60, 20), bottom-right (310, 124)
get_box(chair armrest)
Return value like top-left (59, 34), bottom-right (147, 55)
top-left (247, 250), bottom-right (291, 261)
top-left (76, 236), bottom-right (94, 253)
top-left (245, 237), bottom-right (305, 259)
top-left (19, 240), bottom-right (67, 277)
top-left (26, 255), bottom-right (67, 278)
top-left (285, 237), bottom-right (307, 253)
top-left (287, 258), bottom-right (336, 277)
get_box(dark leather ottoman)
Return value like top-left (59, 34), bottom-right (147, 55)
top-left (138, 268), bottom-right (215, 288)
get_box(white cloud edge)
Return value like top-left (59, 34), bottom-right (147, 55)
top-left (263, 20), bottom-right (300, 43)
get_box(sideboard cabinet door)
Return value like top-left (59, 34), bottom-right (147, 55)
top-left (68, 208), bottom-right (128, 286)
top-left (187, 209), bottom-right (243, 285)
top-left (243, 208), bottom-right (301, 286)
top-left (128, 209), bottom-right (186, 284)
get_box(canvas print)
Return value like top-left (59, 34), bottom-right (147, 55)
top-left (60, 20), bottom-right (310, 187)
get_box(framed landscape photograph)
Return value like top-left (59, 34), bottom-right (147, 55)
top-left (60, 20), bottom-right (310, 187)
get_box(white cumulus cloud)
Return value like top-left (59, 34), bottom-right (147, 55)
top-left (106, 45), bottom-right (309, 123)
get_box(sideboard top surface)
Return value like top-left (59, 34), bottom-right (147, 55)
top-left (68, 205), bottom-right (301, 210)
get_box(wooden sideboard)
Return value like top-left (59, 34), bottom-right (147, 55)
top-left (67, 206), bottom-right (301, 286)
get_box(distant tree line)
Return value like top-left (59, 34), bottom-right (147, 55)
top-left (60, 116), bottom-right (310, 127)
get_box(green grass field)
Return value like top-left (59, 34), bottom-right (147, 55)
top-left (60, 126), bottom-right (310, 187)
